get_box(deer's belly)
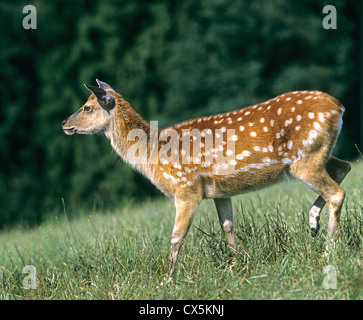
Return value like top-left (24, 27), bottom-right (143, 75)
top-left (202, 165), bottom-right (287, 199)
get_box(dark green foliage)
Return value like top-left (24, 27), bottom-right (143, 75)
top-left (0, 0), bottom-right (360, 226)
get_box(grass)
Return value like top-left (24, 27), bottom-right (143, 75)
top-left (0, 161), bottom-right (362, 300)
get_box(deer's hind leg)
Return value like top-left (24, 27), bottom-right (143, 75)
top-left (308, 157), bottom-right (351, 235)
top-left (214, 198), bottom-right (236, 248)
top-left (289, 155), bottom-right (348, 238)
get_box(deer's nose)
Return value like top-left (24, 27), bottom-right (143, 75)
top-left (61, 119), bottom-right (67, 126)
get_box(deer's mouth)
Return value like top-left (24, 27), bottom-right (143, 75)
top-left (62, 126), bottom-right (77, 135)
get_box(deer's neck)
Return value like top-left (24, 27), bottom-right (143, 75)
top-left (106, 95), bottom-right (162, 189)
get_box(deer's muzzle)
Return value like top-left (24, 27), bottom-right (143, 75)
top-left (62, 119), bottom-right (77, 135)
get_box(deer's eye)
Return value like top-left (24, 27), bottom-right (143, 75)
top-left (84, 106), bottom-right (91, 112)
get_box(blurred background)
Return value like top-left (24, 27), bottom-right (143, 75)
top-left (0, 0), bottom-right (361, 227)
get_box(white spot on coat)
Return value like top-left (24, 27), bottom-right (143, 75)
top-left (318, 113), bottom-right (325, 123)
top-left (282, 158), bottom-right (292, 164)
top-left (313, 122), bottom-right (322, 131)
top-left (231, 135), bottom-right (238, 141)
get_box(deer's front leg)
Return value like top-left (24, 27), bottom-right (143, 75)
top-left (169, 197), bottom-right (200, 268)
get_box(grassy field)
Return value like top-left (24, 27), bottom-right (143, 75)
top-left (0, 161), bottom-right (362, 300)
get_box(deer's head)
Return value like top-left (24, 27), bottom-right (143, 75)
top-left (62, 79), bottom-right (115, 136)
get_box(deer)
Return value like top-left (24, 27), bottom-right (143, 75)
top-left (62, 79), bottom-right (351, 269)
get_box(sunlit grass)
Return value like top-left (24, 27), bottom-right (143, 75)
top-left (0, 161), bottom-right (362, 299)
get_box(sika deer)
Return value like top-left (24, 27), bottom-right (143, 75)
top-left (62, 80), bottom-right (351, 266)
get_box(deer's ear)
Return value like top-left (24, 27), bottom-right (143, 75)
top-left (96, 79), bottom-right (115, 93)
top-left (84, 84), bottom-right (115, 112)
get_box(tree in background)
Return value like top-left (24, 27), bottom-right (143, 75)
top-left (0, 0), bottom-right (359, 227)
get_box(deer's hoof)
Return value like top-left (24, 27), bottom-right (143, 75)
top-left (311, 223), bottom-right (320, 237)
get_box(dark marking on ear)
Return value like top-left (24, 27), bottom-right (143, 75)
top-left (96, 79), bottom-right (115, 93)
top-left (84, 84), bottom-right (115, 112)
